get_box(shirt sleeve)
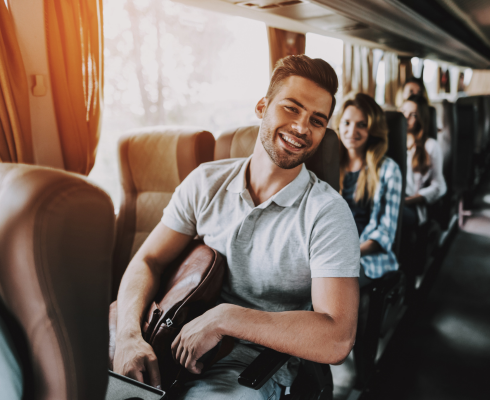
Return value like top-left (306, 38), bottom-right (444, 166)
top-left (309, 199), bottom-right (360, 278)
top-left (161, 167), bottom-right (202, 236)
top-left (365, 160), bottom-right (402, 254)
top-left (418, 139), bottom-right (447, 204)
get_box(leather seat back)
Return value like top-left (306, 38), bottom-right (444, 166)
top-left (454, 97), bottom-right (478, 192)
top-left (384, 111), bottom-right (407, 256)
top-left (480, 96), bottom-right (490, 154)
top-left (215, 125), bottom-right (340, 191)
top-left (428, 106), bottom-right (438, 140)
top-left (0, 164), bottom-right (115, 400)
top-left (437, 100), bottom-right (457, 191)
top-left (112, 127), bottom-right (215, 299)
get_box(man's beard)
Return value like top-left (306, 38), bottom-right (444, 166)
top-left (259, 119), bottom-right (319, 170)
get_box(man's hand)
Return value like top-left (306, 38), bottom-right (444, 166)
top-left (113, 334), bottom-right (162, 388)
top-left (171, 306), bottom-right (224, 374)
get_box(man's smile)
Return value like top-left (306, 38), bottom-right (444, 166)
top-left (278, 132), bottom-right (307, 151)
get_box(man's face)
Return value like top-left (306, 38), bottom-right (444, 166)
top-left (256, 76), bottom-right (333, 169)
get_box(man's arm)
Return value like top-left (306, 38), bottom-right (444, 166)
top-left (171, 277), bottom-right (359, 374)
top-left (114, 222), bottom-right (193, 386)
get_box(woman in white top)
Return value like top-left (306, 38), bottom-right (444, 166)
top-left (400, 94), bottom-right (447, 226)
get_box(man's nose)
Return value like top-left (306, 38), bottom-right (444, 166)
top-left (291, 114), bottom-right (309, 135)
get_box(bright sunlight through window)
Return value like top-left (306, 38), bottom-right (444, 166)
top-left (89, 0), bottom-right (269, 209)
top-left (305, 32), bottom-right (343, 108)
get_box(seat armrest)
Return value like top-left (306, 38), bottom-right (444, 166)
top-left (238, 348), bottom-right (290, 390)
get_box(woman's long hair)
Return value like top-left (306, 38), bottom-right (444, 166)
top-left (404, 77), bottom-right (429, 102)
top-left (396, 77), bottom-right (430, 107)
top-left (335, 93), bottom-right (389, 203)
top-left (406, 94), bottom-right (431, 175)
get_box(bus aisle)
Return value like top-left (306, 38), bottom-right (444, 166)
top-left (362, 171), bottom-right (490, 400)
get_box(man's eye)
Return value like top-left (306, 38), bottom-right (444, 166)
top-left (285, 106), bottom-right (297, 113)
top-left (311, 118), bottom-right (324, 127)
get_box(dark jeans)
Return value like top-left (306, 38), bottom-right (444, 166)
top-left (358, 265), bottom-right (373, 288)
top-left (402, 205), bottom-right (419, 229)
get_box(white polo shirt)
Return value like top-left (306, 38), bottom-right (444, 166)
top-left (162, 156), bottom-right (360, 386)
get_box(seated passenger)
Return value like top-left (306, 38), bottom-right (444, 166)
top-left (113, 55), bottom-right (360, 400)
top-left (336, 93), bottom-right (402, 287)
top-left (402, 77), bottom-right (429, 102)
top-left (400, 94), bottom-right (446, 228)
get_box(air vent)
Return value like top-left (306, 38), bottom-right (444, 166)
top-left (236, 1), bottom-right (307, 10)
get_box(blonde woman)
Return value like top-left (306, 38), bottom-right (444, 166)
top-left (336, 93), bottom-right (403, 286)
top-left (399, 94), bottom-right (446, 227)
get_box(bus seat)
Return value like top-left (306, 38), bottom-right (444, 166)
top-left (454, 97), bottom-right (478, 194)
top-left (478, 96), bottom-right (490, 168)
top-left (215, 125), bottom-right (340, 191)
top-left (428, 106), bottom-right (438, 140)
top-left (428, 100), bottom-right (458, 230)
top-left (0, 164), bottom-right (115, 400)
top-left (384, 111), bottom-right (407, 258)
top-left (352, 112), bottom-right (407, 389)
top-left (112, 127), bottom-right (215, 300)
top-left (439, 100), bottom-right (456, 183)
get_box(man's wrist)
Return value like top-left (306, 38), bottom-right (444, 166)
top-left (214, 303), bottom-right (240, 337)
top-left (116, 323), bottom-right (142, 343)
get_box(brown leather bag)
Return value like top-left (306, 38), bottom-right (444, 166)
top-left (109, 240), bottom-right (231, 390)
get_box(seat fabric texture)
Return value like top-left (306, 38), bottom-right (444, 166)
top-left (112, 126), bottom-right (215, 299)
top-left (0, 164), bottom-right (115, 400)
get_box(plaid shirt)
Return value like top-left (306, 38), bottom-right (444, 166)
top-left (359, 157), bottom-right (402, 279)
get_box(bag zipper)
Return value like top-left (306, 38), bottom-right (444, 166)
top-left (146, 308), bottom-right (162, 340)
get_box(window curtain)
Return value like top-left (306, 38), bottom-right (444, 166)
top-left (342, 44), bottom-right (378, 98)
top-left (466, 70), bottom-right (490, 95)
top-left (267, 27), bottom-right (305, 76)
top-left (0, 2), bottom-right (34, 164)
top-left (399, 57), bottom-right (413, 87)
top-left (384, 52), bottom-right (400, 107)
top-left (44, 0), bottom-right (104, 175)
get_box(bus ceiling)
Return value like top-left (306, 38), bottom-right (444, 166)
top-left (177, 0), bottom-right (490, 69)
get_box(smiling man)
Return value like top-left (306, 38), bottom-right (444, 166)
top-left (113, 55), bottom-right (360, 399)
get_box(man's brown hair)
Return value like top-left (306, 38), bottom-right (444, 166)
top-left (266, 55), bottom-right (338, 119)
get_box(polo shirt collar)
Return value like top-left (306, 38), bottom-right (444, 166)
top-left (227, 156), bottom-right (311, 208)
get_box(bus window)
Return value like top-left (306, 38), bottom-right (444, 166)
top-left (423, 59), bottom-right (439, 100)
top-left (305, 32), bottom-right (343, 107)
top-left (375, 60), bottom-right (385, 105)
top-left (89, 0), bottom-right (269, 209)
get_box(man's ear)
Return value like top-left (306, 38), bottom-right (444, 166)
top-left (255, 97), bottom-right (268, 119)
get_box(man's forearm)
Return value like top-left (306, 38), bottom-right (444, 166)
top-left (115, 224), bottom-right (193, 342)
top-left (215, 304), bottom-right (355, 365)
top-left (116, 259), bottom-right (161, 340)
